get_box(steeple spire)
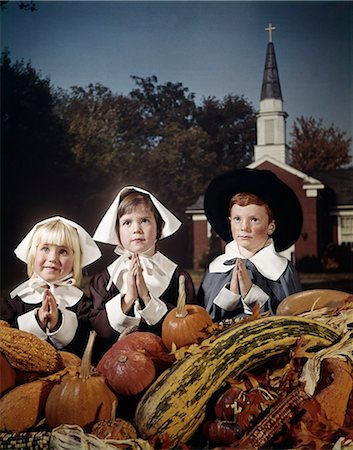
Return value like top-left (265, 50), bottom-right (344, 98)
top-left (260, 24), bottom-right (282, 101)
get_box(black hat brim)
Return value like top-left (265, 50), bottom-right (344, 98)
top-left (204, 168), bottom-right (303, 252)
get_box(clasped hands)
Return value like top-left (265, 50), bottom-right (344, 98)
top-left (37, 289), bottom-right (59, 331)
top-left (123, 253), bottom-right (150, 313)
top-left (229, 258), bottom-right (253, 299)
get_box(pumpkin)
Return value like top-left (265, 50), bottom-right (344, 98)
top-left (0, 379), bottom-right (53, 432)
top-left (0, 352), bottom-right (17, 396)
top-left (45, 331), bottom-right (118, 430)
top-left (162, 275), bottom-right (213, 350)
top-left (97, 348), bottom-right (156, 396)
top-left (112, 331), bottom-right (175, 373)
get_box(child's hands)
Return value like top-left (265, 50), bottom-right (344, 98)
top-left (38, 289), bottom-right (59, 331)
top-left (236, 258), bottom-right (252, 298)
top-left (230, 258), bottom-right (252, 298)
top-left (134, 255), bottom-right (150, 305)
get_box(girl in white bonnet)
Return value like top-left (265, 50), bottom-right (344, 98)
top-left (1, 216), bottom-right (101, 356)
top-left (89, 186), bottom-right (196, 361)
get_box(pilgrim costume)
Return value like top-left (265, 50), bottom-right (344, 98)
top-left (197, 168), bottom-right (303, 321)
top-left (1, 217), bottom-right (102, 356)
top-left (89, 186), bottom-right (196, 361)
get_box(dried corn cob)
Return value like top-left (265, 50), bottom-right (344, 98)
top-left (232, 386), bottom-right (309, 449)
top-left (0, 326), bottom-right (62, 373)
top-left (0, 431), bottom-right (51, 449)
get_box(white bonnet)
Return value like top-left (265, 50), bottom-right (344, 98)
top-left (14, 216), bottom-right (102, 267)
top-left (93, 186), bottom-right (181, 248)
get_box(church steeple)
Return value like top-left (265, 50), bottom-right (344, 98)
top-left (254, 24), bottom-right (289, 164)
top-left (260, 30), bottom-right (283, 101)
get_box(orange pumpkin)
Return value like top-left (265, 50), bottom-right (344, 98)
top-left (45, 331), bottom-right (118, 430)
top-left (162, 275), bottom-right (213, 351)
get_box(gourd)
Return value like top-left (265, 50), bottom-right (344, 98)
top-left (134, 316), bottom-right (340, 444)
top-left (0, 380), bottom-right (54, 433)
top-left (161, 275), bottom-right (213, 350)
top-left (0, 324), bottom-right (62, 374)
top-left (0, 353), bottom-right (17, 396)
top-left (45, 331), bottom-right (118, 430)
top-left (91, 401), bottom-right (138, 440)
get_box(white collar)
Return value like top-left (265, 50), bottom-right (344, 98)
top-left (10, 274), bottom-right (83, 306)
top-left (106, 251), bottom-right (177, 296)
top-left (209, 239), bottom-right (288, 281)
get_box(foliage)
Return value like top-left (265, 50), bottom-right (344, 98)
top-left (1, 50), bottom-right (76, 289)
top-left (0, 1), bottom-right (37, 11)
top-left (289, 116), bottom-right (352, 172)
top-left (196, 95), bottom-right (256, 172)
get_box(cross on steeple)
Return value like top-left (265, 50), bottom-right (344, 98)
top-left (265, 23), bottom-right (276, 43)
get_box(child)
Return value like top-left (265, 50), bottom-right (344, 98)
top-left (1, 216), bottom-right (101, 356)
top-left (89, 186), bottom-right (196, 359)
top-left (198, 168), bottom-right (303, 321)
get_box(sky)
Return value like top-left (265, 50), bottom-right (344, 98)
top-left (1, 0), bottom-right (353, 153)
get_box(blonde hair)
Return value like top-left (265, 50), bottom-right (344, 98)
top-left (27, 219), bottom-right (82, 284)
top-left (229, 192), bottom-right (274, 223)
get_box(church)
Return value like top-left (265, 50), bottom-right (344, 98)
top-left (186, 24), bottom-right (353, 270)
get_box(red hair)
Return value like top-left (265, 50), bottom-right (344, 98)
top-left (229, 193), bottom-right (274, 222)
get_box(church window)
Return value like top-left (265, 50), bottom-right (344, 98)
top-left (264, 119), bottom-right (275, 144)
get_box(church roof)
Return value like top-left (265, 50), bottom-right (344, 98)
top-left (260, 42), bottom-right (283, 101)
top-left (312, 168), bottom-right (353, 205)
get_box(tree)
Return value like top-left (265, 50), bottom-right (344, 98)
top-left (0, 1), bottom-right (37, 11)
top-left (1, 50), bottom-right (75, 290)
top-left (196, 95), bottom-right (256, 173)
top-left (56, 77), bottom-right (216, 218)
top-left (289, 116), bottom-right (352, 172)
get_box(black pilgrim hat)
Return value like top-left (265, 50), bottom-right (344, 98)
top-left (204, 168), bottom-right (303, 252)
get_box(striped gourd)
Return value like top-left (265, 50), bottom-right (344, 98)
top-left (133, 316), bottom-right (339, 444)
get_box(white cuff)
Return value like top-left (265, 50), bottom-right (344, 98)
top-left (213, 284), bottom-right (241, 312)
top-left (106, 294), bottom-right (141, 333)
top-left (47, 309), bottom-right (78, 348)
top-left (241, 285), bottom-right (269, 314)
top-left (17, 309), bottom-right (47, 340)
top-left (135, 295), bottom-right (168, 325)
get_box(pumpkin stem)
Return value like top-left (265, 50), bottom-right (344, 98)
top-left (79, 330), bottom-right (96, 379)
top-left (111, 400), bottom-right (117, 421)
top-left (176, 275), bottom-right (188, 318)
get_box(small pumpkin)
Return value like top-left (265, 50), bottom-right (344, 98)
top-left (0, 352), bottom-right (17, 396)
top-left (162, 275), bottom-right (213, 350)
top-left (97, 348), bottom-right (156, 396)
top-left (45, 331), bottom-right (118, 430)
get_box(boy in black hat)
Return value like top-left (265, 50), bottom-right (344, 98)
top-left (198, 168), bottom-right (303, 321)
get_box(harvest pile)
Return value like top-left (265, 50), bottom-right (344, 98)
top-left (0, 288), bottom-right (352, 450)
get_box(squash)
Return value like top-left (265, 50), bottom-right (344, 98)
top-left (0, 379), bottom-right (53, 433)
top-left (45, 331), bottom-right (118, 430)
top-left (277, 289), bottom-right (351, 315)
top-left (162, 275), bottom-right (213, 350)
top-left (134, 316), bottom-right (339, 444)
